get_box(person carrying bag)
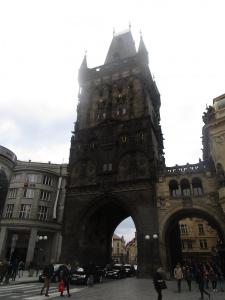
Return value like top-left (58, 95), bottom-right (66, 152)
top-left (153, 267), bottom-right (167, 300)
top-left (58, 280), bottom-right (65, 295)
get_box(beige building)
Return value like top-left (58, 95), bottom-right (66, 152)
top-left (126, 233), bottom-right (137, 265)
top-left (112, 233), bottom-right (126, 263)
top-left (179, 217), bottom-right (218, 261)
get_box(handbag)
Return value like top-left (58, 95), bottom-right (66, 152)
top-left (58, 280), bottom-right (65, 292)
top-left (157, 279), bottom-right (167, 289)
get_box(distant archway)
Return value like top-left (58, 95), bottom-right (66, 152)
top-left (162, 208), bottom-right (225, 272)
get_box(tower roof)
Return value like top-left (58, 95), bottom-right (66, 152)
top-left (104, 30), bottom-right (136, 64)
top-left (138, 35), bottom-right (148, 54)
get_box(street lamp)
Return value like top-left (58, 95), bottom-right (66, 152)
top-left (36, 235), bottom-right (48, 270)
top-left (144, 233), bottom-right (159, 274)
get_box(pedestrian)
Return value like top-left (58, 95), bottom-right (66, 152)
top-left (11, 258), bottom-right (19, 281)
top-left (196, 265), bottom-right (211, 299)
top-left (18, 260), bottom-right (25, 278)
top-left (214, 264), bottom-right (224, 292)
top-left (208, 266), bottom-right (217, 292)
top-left (59, 264), bottom-right (71, 297)
top-left (173, 262), bottom-right (183, 293)
top-left (183, 264), bottom-right (192, 291)
top-left (40, 263), bottom-right (54, 297)
top-left (153, 267), bottom-right (167, 300)
top-left (86, 261), bottom-right (96, 287)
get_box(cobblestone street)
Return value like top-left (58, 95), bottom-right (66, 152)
top-left (75, 277), bottom-right (223, 300)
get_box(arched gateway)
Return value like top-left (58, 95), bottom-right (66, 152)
top-left (61, 30), bottom-right (225, 277)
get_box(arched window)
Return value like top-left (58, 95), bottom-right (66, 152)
top-left (169, 180), bottom-right (180, 197)
top-left (192, 177), bottom-right (203, 196)
top-left (180, 179), bottom-right (191, 197)
top-left (217, 163), bottom-right (225, 187)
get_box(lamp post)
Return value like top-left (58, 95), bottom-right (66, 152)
top-left (144, 233), bottom-right (159, 275)
top-left (36, 235), bottom-right (48, 271)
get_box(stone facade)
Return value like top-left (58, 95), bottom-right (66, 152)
top-left (0, 158), bottom-right (67, 267)
top-left (61, 30), bottom-right (164, 276)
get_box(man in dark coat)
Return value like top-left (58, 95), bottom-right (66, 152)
top-left (153, 267), bottom-right (166, 300)
top-left (40, 263), bottom-right (54, 297)
top-left (59, 264), bottom-right (71, 297)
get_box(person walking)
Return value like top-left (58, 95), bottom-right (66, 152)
top-left (18, 260), bottom-right (25, 278)
top-left (183, 264), bottom-right (192, 291)
top-left (40, 263), bottom-right (54, 297)
top-left (174, 263), bottom-right (183, 293)
top-left (153, 267), bottom-right (167, 300)
top-left (208, 265), bottom-right (218, 292)
top-left (196, 265), bottom-right (211, 299)
top-left (59, 264), bottom-right (71, 297)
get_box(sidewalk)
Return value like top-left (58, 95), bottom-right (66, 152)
top-left (0, 270), bottom-right (39, 285)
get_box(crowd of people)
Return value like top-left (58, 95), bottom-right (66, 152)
top-left (0, 259), bottom-right (25, 284)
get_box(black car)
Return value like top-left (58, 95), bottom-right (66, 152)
top-left (70, 266), bottom-right (105, 285)
top-left (39, 264), bottom-right (64, 283)
top-left (124, 264), bottom-right (136, 277)
top-left (105, 264), bottom-right (126, 279)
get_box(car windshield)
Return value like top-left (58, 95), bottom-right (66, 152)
top-left (54, 264), bottom-right (63, 271)
top-left (124, 265), bottom-right (131, 269)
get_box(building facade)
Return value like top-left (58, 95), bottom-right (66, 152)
top-left (0, 157), bottom-right (67, 267)
top-left (112, 233), bottom-right (126, 263)
top-left (0, 31), bottom-right (225, 276)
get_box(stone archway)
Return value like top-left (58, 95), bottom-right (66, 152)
top-left (160, 207), bottom-right (225, 272)
top-left (61, 190), bottom-right (161, 277)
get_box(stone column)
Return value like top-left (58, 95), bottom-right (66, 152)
top-left (50, 232), bottom-right (62, 263)
top-left (25, 228), bottom-right (37, 267)
top-left (0, 226), bottom-right (8, 259)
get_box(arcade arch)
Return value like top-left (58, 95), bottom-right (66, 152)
top-left (160, 208), bottom-right (225, 272)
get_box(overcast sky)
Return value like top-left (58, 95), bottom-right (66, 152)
top-left (1, 0), bottom-right (224, 242)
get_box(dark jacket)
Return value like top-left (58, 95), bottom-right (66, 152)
top-left (153, 272), bottom-right (165, 290)
top-left (43, 264), bottom-right (54, 279)
top-left (59, 265), bottom-right (71, 283)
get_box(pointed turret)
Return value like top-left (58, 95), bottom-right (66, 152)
top-left (78, 53), bottom-right (88, 85)
top-left (138, 33), bottom-right (148, 65)
top-left (104, 30), bottom-right (136, 64)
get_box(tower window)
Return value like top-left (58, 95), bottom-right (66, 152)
top-left (169, 180), bottom-right (180, 197)
top-left (180, 179), bottom-right (191, 196)
top-left (192, 178), bottom-right (203, 196)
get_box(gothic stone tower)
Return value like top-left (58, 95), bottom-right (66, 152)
top-left (61, 30), bottom-right (164, 276)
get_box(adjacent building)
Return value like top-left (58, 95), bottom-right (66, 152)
top-left (0, 157), bottom-right (67, 267)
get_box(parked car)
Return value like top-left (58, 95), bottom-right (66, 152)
top-left (39, 264), bottom-right (64, 283)
top-left (70, 266), bottom-right (105, 285)
top-left (105, 264), bottom-right (126, 279)
top-left (124, 264), bottom-right (136, 277)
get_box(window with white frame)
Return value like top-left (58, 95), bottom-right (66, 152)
top-left (38, 206), bottom-right (48, 221)
top-left (8, 188), bottom-right (18, 198)
top-left (40, 190), bottom-right (51, 201)
top-left (19, 204), bottom-right (31, 219)
top-left (23, 188), bottom-right (34, 198)
top-left (200, 239), bottom-right (208, 249)
top-left (179, 224), bottom-right (188, 235)
top-left (43, 175), bottom-right (52, 186)
top-left (5, 204), bottom-right (14, 218)
top-left (11, 174), bottom-right (21, 183)
top-left (26, 174), bottom-right (38, 183)
top-left (198, 224), bottom-right (205, 235)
